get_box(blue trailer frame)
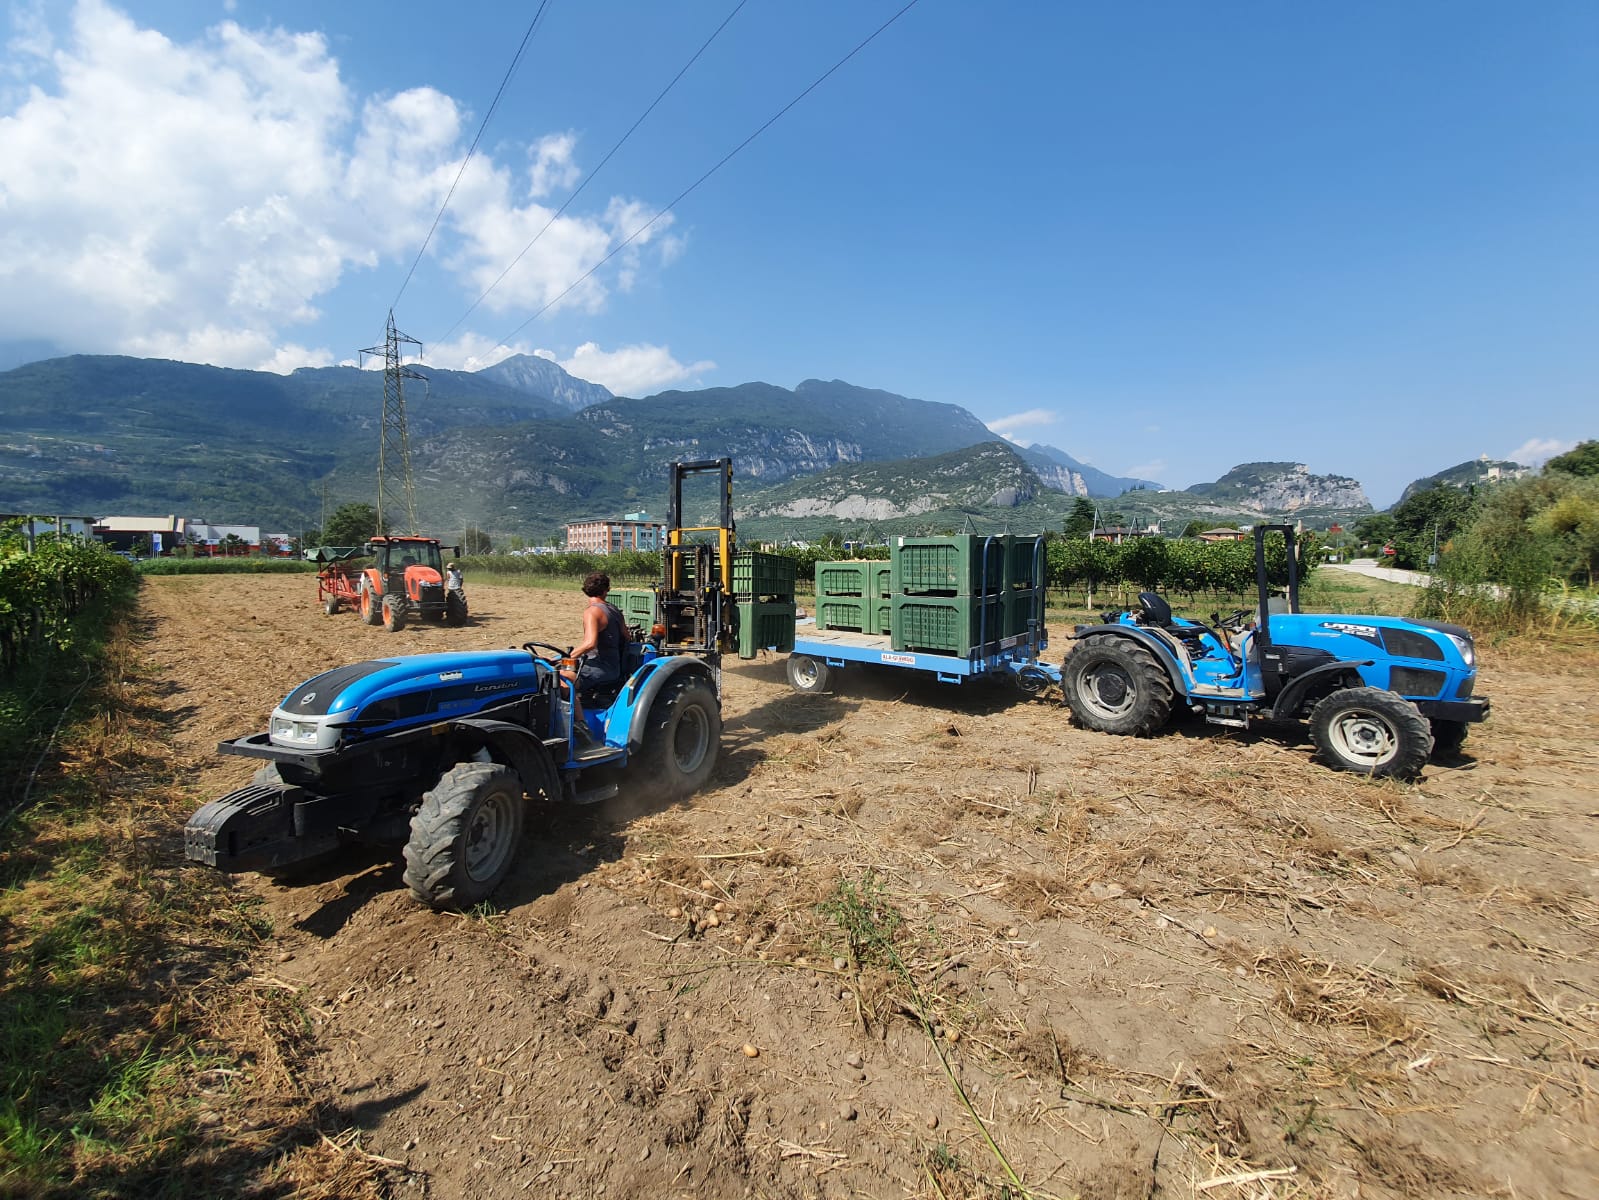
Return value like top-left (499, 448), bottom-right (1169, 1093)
top-left (788, 624), bottom-right (1060, 691)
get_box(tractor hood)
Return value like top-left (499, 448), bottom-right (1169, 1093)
top-left (268, 650), bottom-right (545, 750)
top-left (1265, 612), bottom-right (1477, 700)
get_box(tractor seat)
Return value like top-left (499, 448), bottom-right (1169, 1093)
top-left (1137, 591), bottom-right (1210, 645)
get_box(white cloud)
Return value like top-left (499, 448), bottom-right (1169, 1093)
top-left (0, 1), bottom-right (681, 369)
top-left (986, 409), bottom-right (1058, 441)
top-left (528, 132), bottom-right (580, 199)
top-left (421, 334), bottom-right (711, 395)
top-left (1503, 437), bottom-right (1575, 468)
top-left (560, 342), bottom-right (715, 395)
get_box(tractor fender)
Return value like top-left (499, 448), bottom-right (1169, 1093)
top-left (447, 717), bottom-right (562, 803)
top-left (1268, 660), bottom-right (1372, 722)
top-left (1069, 624), bottom-right (1193, 695)
top-left (622, 656), bottom-right (719, 755)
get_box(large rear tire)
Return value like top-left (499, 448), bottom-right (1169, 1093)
top-left (382, 594), bottom-right (406, 632)
top-left (403, 762), bottom-right (525, 908)
top-left (1309, 687), bottom-right (1432, 780)
top-left (359, 583), bottom-right (382, 626)
top-left (1061, 637), bottom-right (1174, 736)
top-left (635, 675), bottom-right (722, 802)
top-left (786, 654), bottom-right (830, 694)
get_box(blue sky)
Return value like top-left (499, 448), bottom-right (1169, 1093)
top-left (2, 1), bottom-right (1595, 505)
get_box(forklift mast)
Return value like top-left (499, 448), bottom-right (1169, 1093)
top-left (658, 458), bottom-right (737, 655)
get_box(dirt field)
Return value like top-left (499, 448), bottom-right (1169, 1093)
top-left (141, 575), bottom-right (1597, 1199)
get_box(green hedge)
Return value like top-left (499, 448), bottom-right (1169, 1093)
top-left (136, 558), bottom-right (317, 576)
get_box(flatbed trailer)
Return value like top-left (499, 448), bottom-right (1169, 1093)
top-left (785, 622), bottom-right (1061, 695)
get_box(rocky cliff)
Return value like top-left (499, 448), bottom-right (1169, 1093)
top-left (1186, 462), bottom-right (1370, 513)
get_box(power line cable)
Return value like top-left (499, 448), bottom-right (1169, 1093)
top-left (391, 0), bottom-right (557, 312)
top-left (433, 0), bottom-right (751, 348)
top-left (492, 0), bottom-right (922, 351)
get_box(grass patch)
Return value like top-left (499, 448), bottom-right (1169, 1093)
top-left (0, 612), bottom-right (385, 1198)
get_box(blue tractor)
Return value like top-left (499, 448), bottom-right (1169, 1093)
top-left (1059, 525), bottom-right (1488, 779)
top-left (185, 459), bottom-right (738, 907)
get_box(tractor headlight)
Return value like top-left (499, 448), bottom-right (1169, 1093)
top-left (1444, 632), bottom-right (1474, 667)
top-left (270, 716), bottom-right (320, 744)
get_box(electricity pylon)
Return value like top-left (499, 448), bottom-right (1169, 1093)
top-left (359, 311), bottom-right (426, 535)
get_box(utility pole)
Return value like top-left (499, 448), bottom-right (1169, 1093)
top-left (360, 311), bottom-right (425, 536)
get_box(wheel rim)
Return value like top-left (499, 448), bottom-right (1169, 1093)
top-left (464, 790), bottom-right (516, 883)
top-left (1078, 661), bottom-right (1136, 720)
top-left (793, 658), bottom-right (821, 689)
top-left (672, 703), bottom-right (711, 774)
top-left (1326, 708), bottom-right (1399, 768)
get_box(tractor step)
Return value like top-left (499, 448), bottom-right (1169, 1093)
top-left (571, 782), bottom-right (619, 805)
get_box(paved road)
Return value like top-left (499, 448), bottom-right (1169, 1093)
top-left (1324, 558), bottom-right (1432, 587)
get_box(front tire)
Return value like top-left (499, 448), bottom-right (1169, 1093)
top-left (403, 762), bottom-right (525, 908)
top-left (636, 675), bottom-right (722, 802)
top-left (382, 594), bottom-right (406, 632)
top-left (1061, 637), bottom-right (1174, 736)
top-left (446, 590), bottom-right (468, 626)
top-left (1309, 687), bottom-right (1432, 780)
top-left (786, 654), bottom-right (830, 694)
top-left (359, 583), bottom-right (382, 626)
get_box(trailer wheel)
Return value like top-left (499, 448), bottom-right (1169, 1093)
top-left (1429, 718), bottom-right (1469, 761)
top-left (786, 654), bottom-right (830, 694)
top-left (446, 591), bottom-right (468, 626)
top-left (1061, 637), bottom-right (1173, 736)
top-left (323, 595), bottom-right (340, 616)
top-left (403, 762), bottom-right (525, 908)
top-left (382, 594), bottom-right (406, 632)
top-left (359, 583), bottom-right (382, 626)
top-left (1309, 687), bottom-right (1432, 780)
top-left (636, 675), bottom-right (721, 801)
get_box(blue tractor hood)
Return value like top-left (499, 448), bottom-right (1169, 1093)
top-left (270, 650), bottom-right (546, 749)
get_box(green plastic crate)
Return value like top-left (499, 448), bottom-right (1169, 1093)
top-left (815, 561), bottom-right (869, 597)
top-left (872, 599), bottom-right (892, 636)
top-left (891, 594), bottom-right (1006, 654)
top-left (610, 588), bottom-right (658, 628)
top-left (871, 562), bottom-right (893, 599)
top-left (737, 598), bottom-right (797, 658)
top-left (732, 551), bottom-right (797, 597)
top-left (894, 535), bottom-right (1006, 596)
top-left (1005, 535), bottom-right (1044, 590)
top-left (1004, 587), bottom-right (1042, 638)
top-left (817, 597), bottom-right (869, 632)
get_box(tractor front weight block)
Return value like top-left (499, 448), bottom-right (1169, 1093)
top-left (186, 781), bottom-right (339, 872)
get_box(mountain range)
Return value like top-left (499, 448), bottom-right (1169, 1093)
top-left (0, 352), bottom-right (1499, 539)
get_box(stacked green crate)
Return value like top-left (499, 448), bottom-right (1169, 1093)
top-left (814, 561), bottom-right (866, 632)
top-left (1004, 535), bottom-right (1044, 638)
top-left (738, 599), bottom-right (796, 657)
top-left (888, 535), bottom-right (1012, 654)
top-left (734, 551), bottom-right (796, 658)
top-left (733, 551), bottom-right (797, 598)
top-left (892, 594), bottom-right (1006, 654)
top-left (610, 588), bottom-right (658, 629)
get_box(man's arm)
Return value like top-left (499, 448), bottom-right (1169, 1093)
top-left (570, 604), bottom-right (605, 657)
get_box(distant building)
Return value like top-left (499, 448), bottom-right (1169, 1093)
top-left (565, 512), bottom-right (665, 554)
top-left (186, 521), bottom-right (262, 556)
top-left (1, 514), bottom-right (98, 542)
top-left (94, 515), bottom-right (188, 555)
top-left (1196, 527), bottom-right (1247, 543)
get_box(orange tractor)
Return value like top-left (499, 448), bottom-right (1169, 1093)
top-left (313, 536), bottom-right (466, 631)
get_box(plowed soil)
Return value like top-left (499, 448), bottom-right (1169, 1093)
top-left (143, 575), bottom-right (1597, 1199)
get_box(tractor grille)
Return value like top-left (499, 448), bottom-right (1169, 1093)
top-left (1381, 627), bottom-right (1444, 660)
top-left (1390, 666), bottom-right (1445, 697)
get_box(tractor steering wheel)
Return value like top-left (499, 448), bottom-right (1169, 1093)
top-left (521, 641), bottom-right (572, 662)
